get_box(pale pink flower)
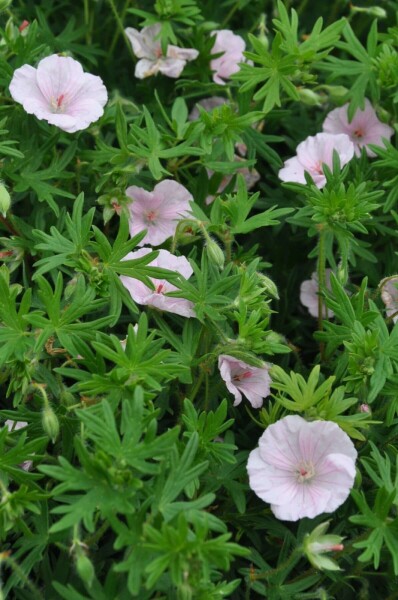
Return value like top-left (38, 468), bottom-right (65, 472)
top-left (360, 403), bottom-right (371, 414)
top-left (9, 54), bottom-right (108, 133)
top-left (120, 248), bottom-right (195, 317)
top-left (218, 354), bottom-right (271, 408)
top-left (125, 23), bottom-right (199, 79)
top-left (210, 30), bottom-right (246, 85)
top-left (278, 133), bottom-right (355, 189)
top-left (126, 180), bottom-right (192, 247)
top-left (300, 269), bottom-right (334, 319)
top-left (247, 415), bottom-right (357, 521)
top-left (323, 99), bottom-right (394, 157)
top-left (380, 276), bottom-right (398, 323)
top-left (5, 420), bottom-right (33, 471)
top-left (206, 156), bottom-right (260, 204)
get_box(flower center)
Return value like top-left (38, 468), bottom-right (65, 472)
top-left (233, 370), bottom-right (252, 382)
top-left (154, 46), bottom-right (163, 59)
top-left (353, 128), bottom-right (363, 138)
top-left (145, 210), bottom-right (158, 223)
top-left (50, 94), bottom-right (66, 113)
top-left (313, 161), bottom-right (324, 175)
top-left (296, 461), bottom-right (315, 483)
top-left (156, 283), bottom-right (165, 294)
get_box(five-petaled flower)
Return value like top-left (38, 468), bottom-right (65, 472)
top-left (218, 354), bottom-right (271, 408)
top-left (120, 248), bottom-right (195, 318)
top-left (278, 132), bottom-right (355, 189)
top-left (126, 179), bottom-right (192, 247)
top-left (323, 98), bottom-right (394, 157)
top-left (247, 415), bottom-right (357, 521)
top-left (300, 269), bottom-right (334, 319)
top-left (125, 23), bottom-right (199, 79)
top-left (9, 54), bottom-right (108, 133)
top-left (210, 30), bottom-right (246, 85)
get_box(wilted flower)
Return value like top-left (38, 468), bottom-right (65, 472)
top-left (126, 179), bottom-right (192, 246)
top-left (278, 132), bottom-right (355, 189)
top-left (206, 156), bottom-right (260, 204)
top-left (210, 29), bottom-right (246, 85)
top-left (360, 403), bottom-right (371, 414)
top-left (303, 521), bottom-right (345, 571)
top-left (218, 354), bottom-right (271, 408)
top-left (120, 248), bottom-right (195, 318)
top-left (188, 96), bottom-right (227, 121)
top-left (380, 276), bottom-right (398, 323)
top-left (247, 415), bottom-right (357, 521)
top-left (300, 269), bottom-right (334, 319)
top-left (125, 23), bottom-right (199, 79)
top-left (9, 54), bottom-right (108, 133)
top-left (323, 98), bottom-right (394, 157)
top-left (5, 419), bottom-right (33, 471)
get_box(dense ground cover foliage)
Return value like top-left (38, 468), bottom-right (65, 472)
top-left (1, 0), bottom-right (398, 598)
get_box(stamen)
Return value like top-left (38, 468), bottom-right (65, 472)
top-left (156, 283), bottom-right (164, 294)
top-left (233, 371), bottom-right (252, 382)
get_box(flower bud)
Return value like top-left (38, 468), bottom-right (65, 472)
top-left (360, 403), bottom-right (371, 414)
top-left (0, 185), bottom-right (11, 218)
top-left (257, 273), bottom-right (279, 299)
top-left (257, 15), bottom-right (269, 51)
top-left (350, 4), bottom-right (386, 18)
top-left (297, 88), bottom-right (323, 107)
top-left (41, 404), bottom-right (59, 443)
top-left (303, 521), bottom-right (344, 571)
top-left (206, 238), bottom-right (225, 269)
top-left (76, 554), bottom-right (95, 588)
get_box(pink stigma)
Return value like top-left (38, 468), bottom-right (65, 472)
top-left (156, 283), bottom-right (165, 294)
top-left (233, 371), bottom-right (253, 382)
top-left (353, 128), bottom-right (363, 138)
top-left (145, 210), bottom-right (158, 223)
top-left (57, 94), bottom-right (65, 108)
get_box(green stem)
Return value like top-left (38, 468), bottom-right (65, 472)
top-left (106, 0), bottom-right (136, 63)
top-left (317, 228), bottom-right (326, 361)
top-left (83, 0), bottom-right (91, 44)
top-left (109, 0), bottom-right (132, 55)
top-left (251, 549), bottom-right (300, 581)
top-left (221, 1), bottom-right (240, 27)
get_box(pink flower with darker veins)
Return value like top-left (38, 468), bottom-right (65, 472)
top-left (278, 133), bottom-right (355, 189)
top-left (323, 99), bottom-right (394, 157)
top-left (9, 55), bottom-right (108, 133)
top-left (247, 415), bottom-right (357, 521)
top-left (210, 30), bottom-right (246, 85)
top-left (125, 23), bottom-right (199, 79)
top-left (126, 180), bottom-right (192, 247)
top-left (218, 354), bottom-right (271, 408)
top-left (120, 248), bottom-right (195, 318)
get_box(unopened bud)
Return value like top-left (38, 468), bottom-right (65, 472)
top-left (257, 273), bottom-right (279, 299)
top-left (206, 238), bottom-right (225, 269)
top-left (303, 521), bottom-right (345, 571)
top-left (320, 85), bottom-right (349, 102)
top-left (257, 14), bottom-right (269, 51)
top-left (41, 404), bottom-right (59, 443)
top-left (297, 88), bottom-right (323, 107)
top-left (0, 185), bottom-right (11, 218)
top-left (350, 5), bottom-right (386, 19)
top-left (76, 554), bottom-right (95, 588)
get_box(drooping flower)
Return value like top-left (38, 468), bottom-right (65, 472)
top-left (125, 23), bottom-right (199, 79)
top-left (300, 269), bottom-right (334, 319)
top-left (9, 54), bottom-right (108, 133)
top-left (379, 275), bottom-right (398, 323)
top-left (323, 99), bottom-right (394, 157)
top-left (247, 415), bottom-right (357, 521)
top-left (120, 248), bottom-right (195, 317)
top-left (278, 132), bottom-right (355, 189)
top-left (126, 180), bottom-right (192, 247)
top-left (210, 30), bottom-right (246, 85)
top-left (218, 354), bottom-right (271, 408)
